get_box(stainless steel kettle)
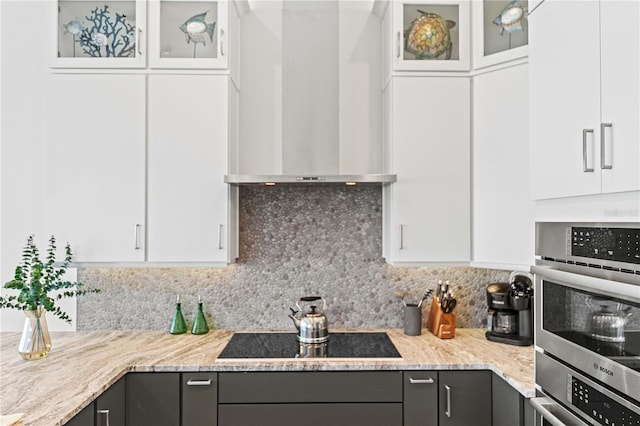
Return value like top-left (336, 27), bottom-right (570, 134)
top-left (587, 298), bottom-right (632, 343)
top-left (288, 296), bottom-right (329, 344)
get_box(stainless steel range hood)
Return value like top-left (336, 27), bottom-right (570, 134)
top-left (224, 174), bottom-right (397, 185)
top-left (226, 1), bottom-right (394, 185)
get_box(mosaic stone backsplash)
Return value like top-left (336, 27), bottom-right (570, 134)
top-left (77, 185), bottom-right (511, 331)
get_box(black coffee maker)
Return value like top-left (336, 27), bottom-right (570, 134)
top-left (485, 271), bottom-right (533, 346)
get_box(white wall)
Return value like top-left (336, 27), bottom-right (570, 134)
top-left (0, 1), bottom-right (74, 331)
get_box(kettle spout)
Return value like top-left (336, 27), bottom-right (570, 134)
top-left (288, 308), bottom-right (301, 330)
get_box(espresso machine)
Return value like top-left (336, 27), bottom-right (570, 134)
top-left (485, 271), bottom-right (533, 346)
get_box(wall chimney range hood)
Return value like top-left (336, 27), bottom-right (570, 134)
top-left (226, 1), bottom-right (394, 185)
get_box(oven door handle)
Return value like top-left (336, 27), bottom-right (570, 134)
top-left (530, 397), bottom-right (589, 426)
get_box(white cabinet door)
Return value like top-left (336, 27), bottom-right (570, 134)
top-left (45, 74), bottom-right (146, 262)
top-left (391, 0), bottom-right (470, 71)
top-left (384, 76), bottom-right (470, 264)
top-left (528, 0), bottom-right (601, 200)
top-left (472, 64), bottom-right (533, 268)
top-left (51, 0), bottom-right (147, 68)
top-left (529, 0), bottom-right (639, 199)
top-left (147, 0), bottom-right (229, 69)
top-left (147, 75), bottom-right (230, 262)
top-left (600, 0), bottom-right (640, 194)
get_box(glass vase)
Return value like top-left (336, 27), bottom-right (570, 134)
top-left (191, 299), bottom-right (209, 335)
top-left (169, 296), bottom-right (188, 335)
top-left (19, 307), bottom-right (52, 360)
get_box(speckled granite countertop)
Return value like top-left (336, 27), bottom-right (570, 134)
top-left (0, 329), bottom-right (534, 426)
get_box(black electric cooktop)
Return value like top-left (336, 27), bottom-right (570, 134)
top-left (217, 332), bottom-right (402, 359)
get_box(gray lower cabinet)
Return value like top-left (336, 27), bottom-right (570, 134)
top-left (218, 371), bottom-right (403, 426)
top-left (65, 377), bottom-right (125, 426)
top-left (403, 371), bottom-right (438, 426)
top-left (182, 372), bottom-right (218, 426)
top-left (492, 373), bottom-right (533, 426)
top-left (438, 370), bottom-right (492, 426)
top-left (125, 373), bottom-right (180, 426)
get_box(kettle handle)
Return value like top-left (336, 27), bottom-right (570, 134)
top-left (296, 296), bottom-right (326, 312)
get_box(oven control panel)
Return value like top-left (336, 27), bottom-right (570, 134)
top-left (571, 227), bottom-right (640, 265)
top-left (568, 375), bottom-right (640, 426)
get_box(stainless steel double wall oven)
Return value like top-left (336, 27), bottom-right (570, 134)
top-left (531, 222), bottom-right (640, 426)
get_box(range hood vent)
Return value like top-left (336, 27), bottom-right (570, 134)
top-left (228, 1), bottom-right (392, 185)
top-left (225, 174), bottom-right (397, 185)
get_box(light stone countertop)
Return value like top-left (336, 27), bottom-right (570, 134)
top-left (0, 329), bottom-right (534, 426)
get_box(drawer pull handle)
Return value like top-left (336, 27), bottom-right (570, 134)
top-left (600, 122), bottom-right (613, 169)
top-left (409, 377), bottom-right (435, 384)
top-left (582, 129), bottom-right (595, 172)
top-left (187, 379), bottom-right (212, 386)
top-left (97, 409), bottom-right (110, 426)
top-left (445, 384), bottom-right (452, 417)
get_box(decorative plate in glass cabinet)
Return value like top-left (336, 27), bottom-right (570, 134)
top-left (472, 0), bottom-right (528, 69)
top-left (392, 0), bottom-right (470, 71)
top-left (52, 0), bottom-right (146, 68)
top-left (148, 0), bottom-right (228, 69)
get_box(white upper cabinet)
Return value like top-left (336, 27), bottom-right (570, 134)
top-left (51, 0), bottom-right (147, 68)
top-left (45, 74), bottom-right (147, 262)
top-left (50, 0), bottom-right (231, 69)
top-left (529, 0), bottom-right (639, 200)
top-left (148, 0), bottom-right (229, 69)
top-left (391, 0), bottom-right (470, 71)
top-left (147, 75), bottom-right (232, 262)
top-left (383, 76), bottom-right (471, 265)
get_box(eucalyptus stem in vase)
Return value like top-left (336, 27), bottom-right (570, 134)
top-left (0, 235), bottom-right (99, 360)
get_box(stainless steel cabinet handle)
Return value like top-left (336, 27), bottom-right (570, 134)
top-left (137, 28), bottom-right (143, 55)
top-left (396, 31), bottom-right (401, 58)
top-left (97, 409), bottom-right (110, 426)
top-left (399, 224), bottom-right (405, 250)
top-left (600, 122), bottom-right (613, 169)
top-left (218, 224), bottom-right (224, 250)
top-left (445, 385), bottom-right (452, 418)
top-left (409, 377), bottom-right (434, 384)
top-left (220, 29), bottom-right (225, 56)
top-left (186, 379), bottom-right (212, 386)
top-left (134, 224), bottom-right (141, 250)
top-left (582, 129), bottom-right (594, 172)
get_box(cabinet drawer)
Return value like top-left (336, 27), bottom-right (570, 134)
top-left (218, 371), bottom-right (402, 403)
top-left (218, 403), bottom-right (402, 426)
top-left (182, 372), bottom-right (217, 426)
top-left (404, 371), bottom-right (438, 426)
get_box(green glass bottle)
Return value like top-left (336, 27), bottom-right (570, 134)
top-left (191, 295), bottom-right (209, 335)
top-left (169, 295), bottom-right (188, 335)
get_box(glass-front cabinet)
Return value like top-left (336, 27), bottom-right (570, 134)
top-left (392, 0), bottom-right (470, 71)
top-left (51, 0), bottom-right (229, 69)
top-left (53, 0), bottom-right (147, 68)
top-left (149, 0), bottom-right (228, 69)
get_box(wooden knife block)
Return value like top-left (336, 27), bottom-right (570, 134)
top-left (426, 297), bottom-right (456, 339)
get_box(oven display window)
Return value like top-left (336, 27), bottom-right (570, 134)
top-left (542, 281), bottom-right (640, 372)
